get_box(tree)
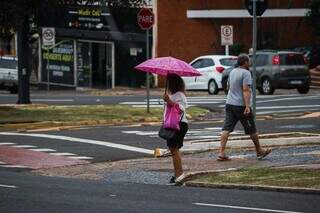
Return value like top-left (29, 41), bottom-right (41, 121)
top-left (0, 0), bottom-right (146, 104)
top-left (306, 0), bottom-right (320, 38)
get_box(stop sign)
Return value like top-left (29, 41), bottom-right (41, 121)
top-left (137, 8), bottom-right (154, 30)
top-left (245, 0), bottom-right (268, 16)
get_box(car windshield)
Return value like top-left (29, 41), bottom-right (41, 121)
top-left (0, 57), bottom-right (18, 69)
top-left (280, 54), bottom-right (305, 65)
top-left (220, 58), bottom-right (237, 66)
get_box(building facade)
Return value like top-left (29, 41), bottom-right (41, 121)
top-left (153, 0), bottom-right (314, 86)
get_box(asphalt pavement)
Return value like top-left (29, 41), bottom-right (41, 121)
top-left (0, 170), bottom-right (319, 213)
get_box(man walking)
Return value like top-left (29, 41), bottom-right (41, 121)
top-left (218, 54), bottom-right (271, 161)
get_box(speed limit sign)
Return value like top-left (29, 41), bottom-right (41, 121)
top-left (42, 27), bottom-right (55, 47)
top-left (221, 25), bottom-right (233, 46)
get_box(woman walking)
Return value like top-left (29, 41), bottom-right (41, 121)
top-left (162, 74), bottom-right (189, 184)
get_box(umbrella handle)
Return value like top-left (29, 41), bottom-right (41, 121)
top-left (165, 78), bottom-right (168, 94)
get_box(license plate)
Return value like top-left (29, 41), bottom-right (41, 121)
top-left (290, 80), bottom-right (302, 85)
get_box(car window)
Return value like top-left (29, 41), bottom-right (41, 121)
top-left (191, 59), bottom-right (203, 69)
top-left (0, 57), bottom-right (18, 69)
top-left (220, 58), bottom-right (237, 66)
top-left (256, 54), bottom-right (268, 66)
top-left (280, 54), bottom-right (305, 65)
top-left (201, 58), bottom-right (215, 68)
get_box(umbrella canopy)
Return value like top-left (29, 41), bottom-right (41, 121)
top-left (134, 56), bottom-right (201, 77)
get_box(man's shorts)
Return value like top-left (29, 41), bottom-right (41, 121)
top-left (222, 104), bottom-right (257, 135)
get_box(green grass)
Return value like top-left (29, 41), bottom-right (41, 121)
top-left (0, 105), bottom-right (209, 124)
top-left (195, 168), bottom-right (320, 189)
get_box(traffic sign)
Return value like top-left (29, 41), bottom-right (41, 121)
top-left (246, 0), bottom-right (268, 16)
top-left (42, 28), bottom-right (55, 47)
top-left (221, 25), bottom-right (233, 46)
top-left (137, 8), bottom-right (154, 30)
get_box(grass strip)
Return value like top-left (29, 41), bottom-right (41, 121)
top-left (193, 168), bottom-right (320, 189)
top-left (0, 105), bottom-right (208, 124)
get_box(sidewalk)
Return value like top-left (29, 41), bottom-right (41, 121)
top-left (33, 138), bottom-right (320, 190)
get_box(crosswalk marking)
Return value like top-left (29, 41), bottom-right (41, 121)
top-left (69, 156), bottom-right (94, 160)
top-left (0, 142), bottom-right (94, 169)
top-left (0, 142), bottom-right (15, 146)
top-left (11, 145), bottom-right (37, 148)
top-left (28, 148), bottom-right (56, 152)
top-left (50, 153), bottom-right (77, 156)
top-left (122, 127), bottom-right (244, 143)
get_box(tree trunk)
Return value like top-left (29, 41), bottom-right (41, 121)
top-left (17, 15), bottom-right (31, 104)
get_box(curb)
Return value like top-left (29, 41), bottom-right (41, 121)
top-left (184, 181), bottom-right (320, 194)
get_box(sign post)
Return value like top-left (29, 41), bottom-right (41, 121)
top-left (137, 8), bottom-right (154, 113)
top-left (246, 0), bottom-right (267, 118)
top-left (42, 28), bottom-right (55, 91)
top-left (221, 25), bottom-right (233, 56)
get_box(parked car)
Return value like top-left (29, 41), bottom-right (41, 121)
top-left (0, 56), bottom-right (18, 94)
top-left (221, 50), bottom-right (310, 95)
top-left (182, 55), bottom-right (237, 94)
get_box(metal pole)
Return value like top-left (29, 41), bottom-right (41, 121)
top-left (225, 45), bottom-right (229, 56)
top-left (146, 29), bottom-right (150, 113)
top-left (47, 49), bottom-right (50, 91)
top-left (252, 0), bottom-right (257, 118)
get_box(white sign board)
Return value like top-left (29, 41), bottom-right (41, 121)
top-left (221, 25), bottom-right (233, 46)
top-left (42, 28), bottom-right (55, 47)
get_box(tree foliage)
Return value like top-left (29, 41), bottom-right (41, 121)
top-left (306, 0), bottom-right (320, 36)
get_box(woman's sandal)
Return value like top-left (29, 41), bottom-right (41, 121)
top-left (217, 155), bottom-right (230, 161)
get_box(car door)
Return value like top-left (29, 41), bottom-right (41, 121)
top-left (256, 54), bottom-right (270, 82)
top-left (183, 59), bottom-right (204, 90)
top-left (193, 58), bottom-right (215, 89)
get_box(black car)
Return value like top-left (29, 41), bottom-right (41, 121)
top-left (221, 50), bottom-right (311, 95)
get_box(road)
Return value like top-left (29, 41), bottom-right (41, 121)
top-left (1, 90), bottom-right (319, 116)
top-left (0, 117), bottom-right (319, 171)
top-left (0, 170), bottom-right (319, 213)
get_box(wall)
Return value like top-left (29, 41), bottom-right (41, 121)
top-left (155, 0), bottom-right (314, 86)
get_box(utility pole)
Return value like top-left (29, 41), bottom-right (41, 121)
top-left (17, 15), bottom-right (31, 104)
top-left (252, 0), bottom-right (257, 117)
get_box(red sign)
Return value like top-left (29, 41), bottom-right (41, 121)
top-left (137, 8), bottom-right (154, 30)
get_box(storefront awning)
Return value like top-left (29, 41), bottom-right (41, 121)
top-left (187, 9), bottom-right (309, 18)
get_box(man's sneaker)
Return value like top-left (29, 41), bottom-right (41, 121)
top-left (175, 173), bottom-right (187, 184)
top-left (167, 176), bottom-right (176, 185)
top-left (257, 148), bottom-right (271, 160)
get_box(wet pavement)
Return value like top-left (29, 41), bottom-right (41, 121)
top-left (38, 143), bottom-right (320, 186)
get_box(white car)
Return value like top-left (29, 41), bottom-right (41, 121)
top-left (0, 56), bottom-right (18, 94)
top-left (183, 55), bottom-right (237, 94)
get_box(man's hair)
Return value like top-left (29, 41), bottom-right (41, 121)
top-left (237, 54), bottom-right (250, 66)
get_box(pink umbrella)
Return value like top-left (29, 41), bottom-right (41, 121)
top-left (134, 56), bottom-right (201, 77)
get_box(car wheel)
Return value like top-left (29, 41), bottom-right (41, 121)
top-left (260, 78), bottom-right (274, 95)
top-left (297, 86), bottom-right (309, 94)
top-left (208, 80), bottom-right (218, 95)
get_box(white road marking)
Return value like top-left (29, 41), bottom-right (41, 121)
top-left (257, 105), bottom-right (320, 110)
top-left (68, 156), bottom-right (93, 160)
top-left (0, 184), bottom-right (17, 189)
top-left (257, 96), bottom-right (319, 104)
top-left (193, 203), bottom-right (304, 213)
top-left (28, 148), bottom-right (56, 152)
top-left (11, 145), bottom-right (37, 148)
top-left (31, 99), bottom-right (74, 102)
top-left (0, 132), bottom-right (154, 155)
top-left (50, 152), bottom-right (77, 156)
top-left (0, 142), bottom-right (15, 146)
top-left (0, 165), bottom-right (28, 168)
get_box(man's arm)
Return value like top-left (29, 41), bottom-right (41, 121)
top-left (243, 84), bottom-right (251, 115)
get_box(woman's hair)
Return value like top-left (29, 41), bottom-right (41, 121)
top-left (166, 74), bottom-right (185, 94)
